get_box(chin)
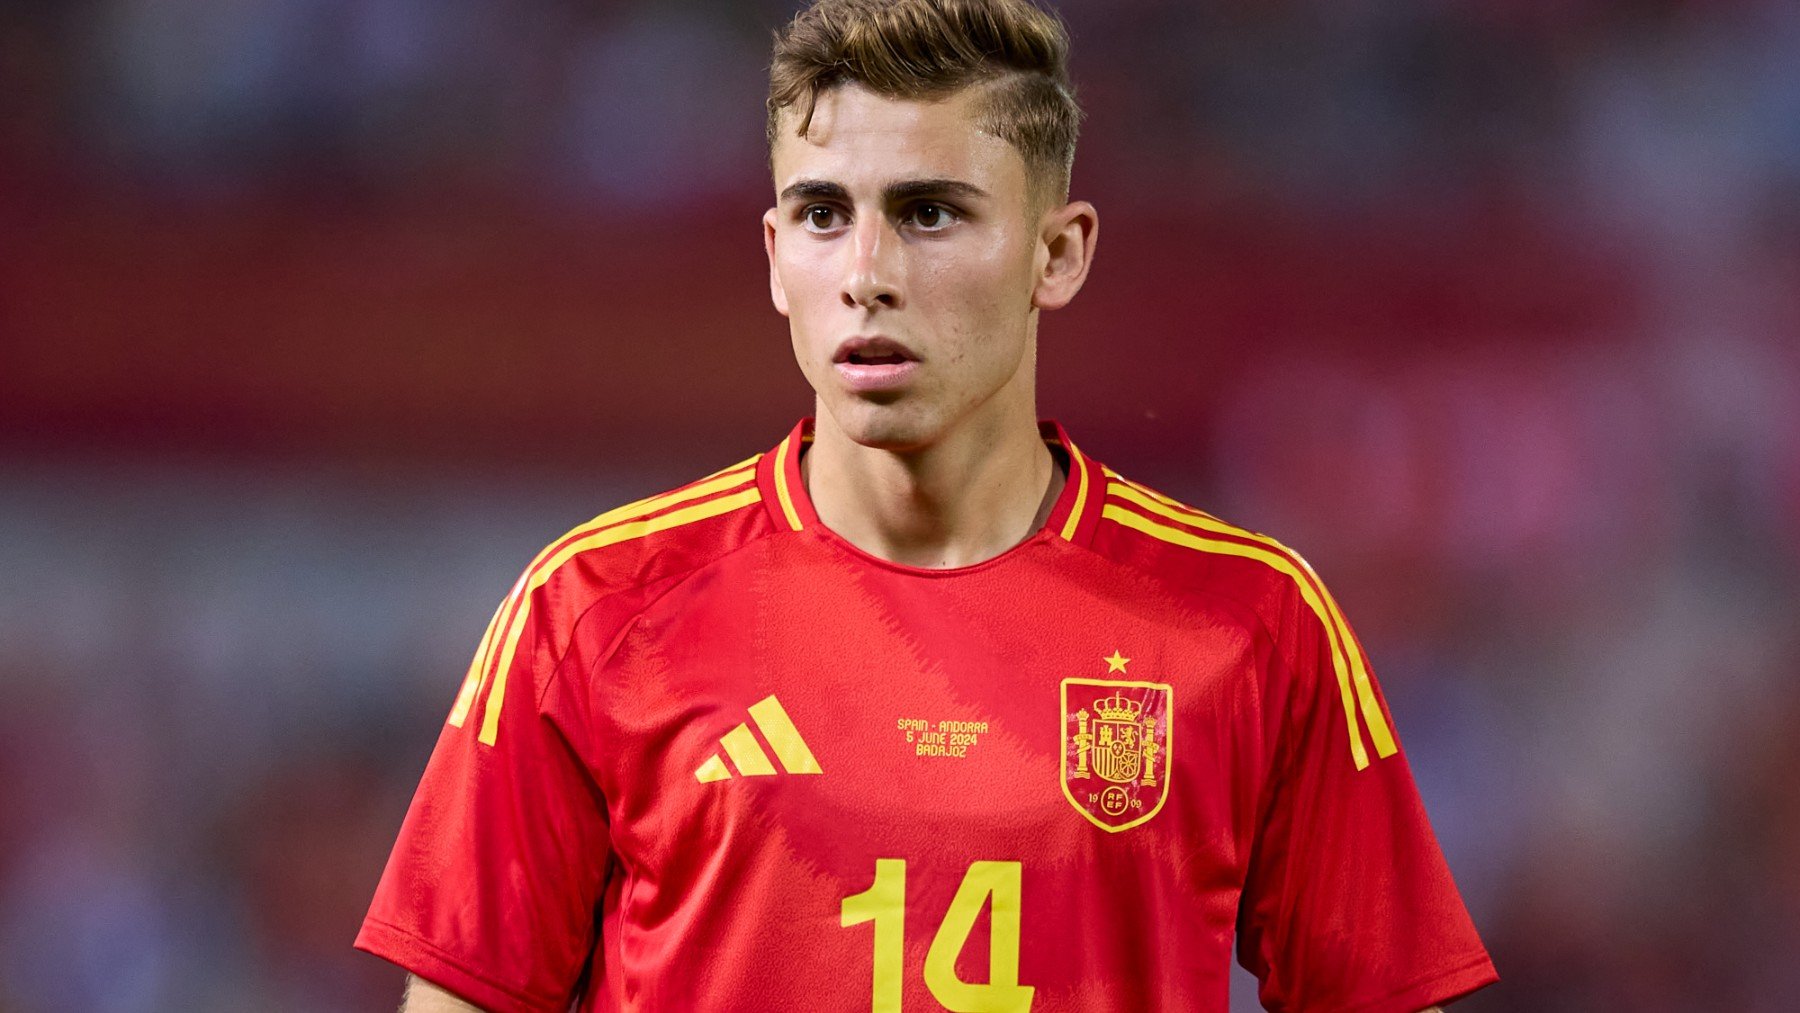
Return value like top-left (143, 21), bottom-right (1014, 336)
top-left (823, 397), bottom-right (943, 454)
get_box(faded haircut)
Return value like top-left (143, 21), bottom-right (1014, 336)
top-left (767, 0), bottom-right (1082, 205)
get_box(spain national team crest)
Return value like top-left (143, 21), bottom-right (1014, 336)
top-left (1060, 671), bottom-right (1173, 832)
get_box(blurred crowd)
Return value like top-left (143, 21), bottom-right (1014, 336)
top-left (2, 1), bottom-right (1797, 1010)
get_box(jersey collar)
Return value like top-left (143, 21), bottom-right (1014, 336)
top-left (755, 417), bottom-right (1102, 550)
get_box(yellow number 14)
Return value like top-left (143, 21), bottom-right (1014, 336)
top-left (840, 858), bottom-right (1035, 1013)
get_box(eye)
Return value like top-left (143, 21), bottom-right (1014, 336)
top-left (907, 203), bottom-right (957, 231)
top-left (803, 205), bottom-right (842, 232)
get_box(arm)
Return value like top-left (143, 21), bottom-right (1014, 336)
top-left (400, 974), bottom-right (486, 1013)
top-left (355, 562), bottom-right (618, 1009)
top-left (1233, 561), bottom-right (1496, 1011)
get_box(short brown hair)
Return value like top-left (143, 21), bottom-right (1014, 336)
top-left (768, 0), bottom-right (1082, 203)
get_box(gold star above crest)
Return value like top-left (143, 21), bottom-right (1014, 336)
top-left (1104, 650), bottom-right (1130, 674)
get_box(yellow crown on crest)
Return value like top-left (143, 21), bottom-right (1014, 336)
top-left (1093, 692), bottom-right (1143, 722)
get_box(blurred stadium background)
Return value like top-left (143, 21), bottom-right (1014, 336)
top-left (2, 0), bottom-right (1797, 1010)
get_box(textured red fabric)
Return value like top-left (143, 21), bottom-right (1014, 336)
top-left (357, 419), bottom-right (1496, 1011)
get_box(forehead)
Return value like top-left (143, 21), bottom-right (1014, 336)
top-left (770, 82), bottom-right (1027, 197)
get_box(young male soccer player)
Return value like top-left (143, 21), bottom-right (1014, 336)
top-left (357, 1), bottom-right (1498, 1009)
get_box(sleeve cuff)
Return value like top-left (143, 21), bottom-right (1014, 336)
top-left (1331, 951), bottom-right (1499, 1013)
top-left (354, 917), bottom-right (569, 1013)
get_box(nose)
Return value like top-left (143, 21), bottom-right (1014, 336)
top-left (841, 215), bottom-right (901, 310)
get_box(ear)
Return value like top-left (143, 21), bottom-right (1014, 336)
top-left (763, 207), bottom-right (790, 317)
top-left (1030, 200), bottom-right (1099, 312)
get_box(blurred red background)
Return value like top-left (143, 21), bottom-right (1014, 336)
top-left (1, 1), bottom-right (1797, 1010)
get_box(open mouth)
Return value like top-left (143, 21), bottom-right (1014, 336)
top-left (834, 336), bottom-right (918, 366)
top-left (845, 349), bottom-right (910, 366)
top-left (833, 336), bottom-right (920, 393)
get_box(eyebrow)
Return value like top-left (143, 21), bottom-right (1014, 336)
top-left (778, 178), bottom-right (991, 206)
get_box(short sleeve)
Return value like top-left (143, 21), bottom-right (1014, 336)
top-left (355, 585), bottom-right (613, 1013)
top-left (1236, 590), bottom-right (1497, 1013)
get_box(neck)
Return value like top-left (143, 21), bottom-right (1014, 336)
top-left (802, 403), bottom-right (1065, 570)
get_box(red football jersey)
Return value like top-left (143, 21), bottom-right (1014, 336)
top-left (357, 419), bottom-right (1496, 1012)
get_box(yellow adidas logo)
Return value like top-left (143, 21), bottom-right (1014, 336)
top-left (694, 695), bottom-right (822, 782)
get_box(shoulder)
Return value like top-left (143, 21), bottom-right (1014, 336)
top-left (1084, 462), bottom-right (1399, 769)
top-left (1082, 462), bottom-right (1329, 633)
top-left (446, 452), bottom-right (776, 744)
top-left (539, 452), bottom-right (771, 589)
top-left (513, 452), bottom-right (775, 630)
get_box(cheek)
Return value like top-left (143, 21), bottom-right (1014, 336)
top-left (961, 231), bottom-right (1035, 306)
top-left (928, 241), bottom-right (1033, 340)
top-left (779, 249), bottom-right (837, 327)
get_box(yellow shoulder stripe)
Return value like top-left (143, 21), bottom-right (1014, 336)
top-left (449, 456), bottom-right (762, 745)
top-left (474, 486), bottom-right (762, 745)
top-left (1103, 476), bottom-right (1395, 762)
top-left (571, 455), bottom-right (761, 542)
top-left (1100, 488), bottom-right (1397, 770)
top-left (772, 435), bottom-right (803, 531)
top-left (447, 594), bottom-right (511, 728)
top-left (1102, 467), bottom-right (1225, 522)
top-left (1058, 439), bottom-right (1091, 541)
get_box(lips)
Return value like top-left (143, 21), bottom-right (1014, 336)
top-left (832, 336), bottom-right (920, 394)
top-left (833, 336), bottom-right (919, 366)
